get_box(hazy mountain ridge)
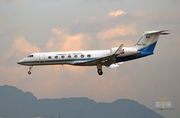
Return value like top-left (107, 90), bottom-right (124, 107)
top-left (0, 85), bottom-right (165, 118)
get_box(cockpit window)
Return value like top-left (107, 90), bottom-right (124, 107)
top-left (27, 55), bottom-right (33, 58)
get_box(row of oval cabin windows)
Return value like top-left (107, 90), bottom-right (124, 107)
top-left (48, 54), bottom-right (91, 59)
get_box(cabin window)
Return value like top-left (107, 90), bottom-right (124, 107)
top-left (48, 56), bottom-right (51, 59)
top-left (81, 55), bottom-right (84, 58)
top-left (68, 55), bottom-right (71, 58)
top-left (55, 56), bottom-right (58, 59)
top-left (87, 54), bottom-right (91, 58)
top-left (74, 55), bottom-right (78, 58)
top-left (61, 55), bottom-right (65, 59)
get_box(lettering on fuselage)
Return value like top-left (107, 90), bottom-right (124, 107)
top-left (55, 53), bottom-right (85, 58)
top-left (72, 53), bottom-right (83, 55)
top-left (137, 42), bottom-right (146, 46)
top-left (56, 54), bottom-right (67, 56)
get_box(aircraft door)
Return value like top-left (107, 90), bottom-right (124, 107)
top-left (39, 54), bottom-right (45, 63)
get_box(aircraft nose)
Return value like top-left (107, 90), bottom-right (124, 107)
top-left (17, 59), bottom-right (25, 65)
top-left (17, 60), bottom-right (22, 65)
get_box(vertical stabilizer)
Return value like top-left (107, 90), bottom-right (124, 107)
top-left (134, 30), bottom-right (169, 52)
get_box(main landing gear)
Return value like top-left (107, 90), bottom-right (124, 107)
top-left (28, 66), bottom-right (33, 75)
top-left (97, 69), bottom-right (103, 75)
top-left (97, 64), bottom-right (103, 75)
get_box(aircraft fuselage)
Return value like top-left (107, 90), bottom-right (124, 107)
top-left (18, 47), bottom-right (139, 66)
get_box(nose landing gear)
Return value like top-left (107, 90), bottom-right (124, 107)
top-left (28, 66), bottom-right (33, 75)
top-left (28, 70), bottom-right (32, 75)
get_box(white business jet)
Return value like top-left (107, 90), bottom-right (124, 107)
top-left (17, 30), bottom-right (169, 75)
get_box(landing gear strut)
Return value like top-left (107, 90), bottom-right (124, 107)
top-left (28, 66), bottom-right (33, 75)
top-left (97, 64), bottom-right (103, 75)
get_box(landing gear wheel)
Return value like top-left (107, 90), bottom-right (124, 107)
top-left (28, 71), bottom-right (31, 75)
top-left (28, 66), bottom-right (33, 75)
top-left (97, 69), bottom-right (103, 75)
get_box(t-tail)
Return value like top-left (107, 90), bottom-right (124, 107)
top-left (134, 30), bottom-right (169, 56)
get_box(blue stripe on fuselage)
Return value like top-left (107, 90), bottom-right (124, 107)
top-left (115, 51), bottom-right (154, 63)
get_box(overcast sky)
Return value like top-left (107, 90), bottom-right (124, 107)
top-left (0, 0), bottom-right (180, 117)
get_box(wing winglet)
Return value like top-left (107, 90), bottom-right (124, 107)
top-left (114, 44), bottom-right (124, 55)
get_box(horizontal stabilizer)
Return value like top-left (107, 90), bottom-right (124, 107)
top-left (144, 30), bottom-right (169, 35)
top-left (160, 32), bottom-right (170, 35)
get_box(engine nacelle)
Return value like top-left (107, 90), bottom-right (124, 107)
top-left (110, 47), bottom-right (139, 57)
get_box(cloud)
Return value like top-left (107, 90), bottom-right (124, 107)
top-left (12, 36), bottom-right (40, 54)
top-left (51, 28), bottom-right (65, 35)
top-left (97, 25), bottom-right (137, 40)
top-left (61, 33), bottom-right (84, 51)
top-left (1, 36), bottom-right (40, 66)
top-left (46, 28), bottom-right (92, 51)
top-left (109, 10), bottom-right (126, 17)
top-left (0, 36), bottom-right (41, 87)
top-left (44, 28), bottom-right (92, 85)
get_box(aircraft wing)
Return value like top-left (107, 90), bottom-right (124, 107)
top-left (74, 44), bottom-right (124, 67)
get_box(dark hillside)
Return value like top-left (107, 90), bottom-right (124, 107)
top-left (0, 85), bottom-right (164, 118)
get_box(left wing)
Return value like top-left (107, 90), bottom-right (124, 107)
top-left (74, 44), bottom-right (124, 67)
